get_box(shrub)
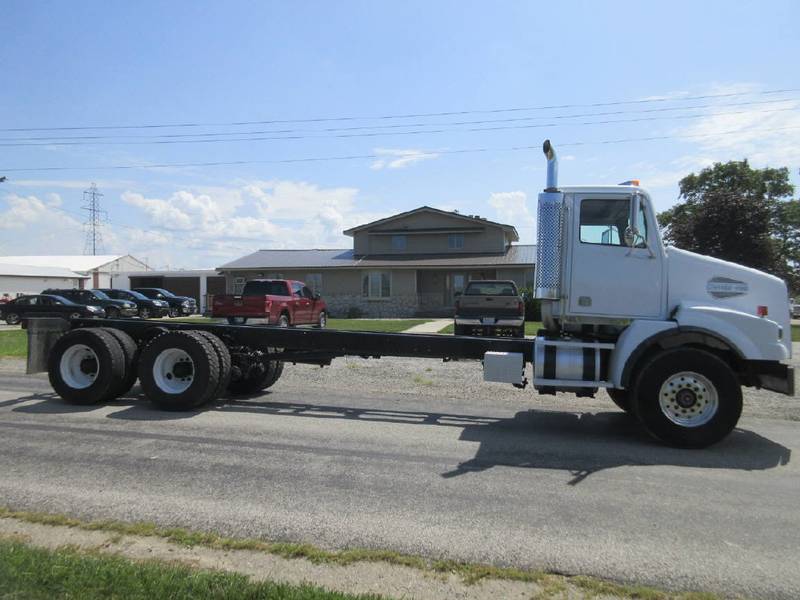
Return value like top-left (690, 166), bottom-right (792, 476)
top-left (519, 286), bottom-right (542, 321)
top-left (346, 305), bottom-right (364, 319)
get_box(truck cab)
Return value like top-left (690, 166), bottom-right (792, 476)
top-left (511, 140), bottom-right (795, 447)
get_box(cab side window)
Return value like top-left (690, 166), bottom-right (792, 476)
top-left (291, 282), bottom-right (304, 297)
top-left (579, 198), bottom-right (647, 247)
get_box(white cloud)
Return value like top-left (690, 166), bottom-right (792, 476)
top-left (369, 148), bottom-right (440, 170)
top-left (114, 179), bottom-right (392, 267)
top-left (0, 193), bottom-right (84, 254)
top-left (0, 193), bottom-right (71, 229)
top-left (672, 83), bottom-right (800, 166)
top-left (489, 191), bottom-right (536, 243)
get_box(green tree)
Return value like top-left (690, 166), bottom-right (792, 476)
top-left (658, 160), bottom-right (796, 287)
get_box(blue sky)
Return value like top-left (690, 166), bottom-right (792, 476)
top-left (1, 0), bottom-right (798, 268)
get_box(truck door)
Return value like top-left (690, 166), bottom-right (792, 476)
top-left (291, 281), bottom-right (311, 323)
top-left (568, 193), bottom-right (663, 319)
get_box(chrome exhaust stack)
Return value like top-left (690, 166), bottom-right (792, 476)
top-left (534, 140), bottom-right (564, 301)
top-left (543, 139), bottom-right (558, 192)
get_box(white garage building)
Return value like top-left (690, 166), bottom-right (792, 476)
top-left (0, 255), bottom-right (148, 289)
top-left (0, 263), bottom-right (88, 298)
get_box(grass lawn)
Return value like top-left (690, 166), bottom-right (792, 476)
top-left (438, 321), bottom-right (543, 335)
top-left (0, 538), bottom-right (382, 600)
top-left (326, 319), bottom-right (431, 332)
top-left (0, 329), bottom-right (27, 357)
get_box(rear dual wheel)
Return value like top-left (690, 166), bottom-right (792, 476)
top-left (227, 351), bottom-right (283, 395)
top-left (138, 331), bottom-right (226, 411)
top-left (48, 328), bottom-right (139, 405)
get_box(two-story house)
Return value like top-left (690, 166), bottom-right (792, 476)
top-left (216, 206), bottom-right (535, 317)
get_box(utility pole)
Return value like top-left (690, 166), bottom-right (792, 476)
top-left (81, 183), bottom-right (107, 255)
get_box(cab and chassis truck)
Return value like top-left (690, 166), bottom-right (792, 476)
top-left (26, 141), bottom-right (795, 448)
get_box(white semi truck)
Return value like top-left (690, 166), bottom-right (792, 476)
top-left (27, 140), bottom-right (794, 448)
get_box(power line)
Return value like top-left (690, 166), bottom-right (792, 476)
top-left (2, 87), bottom-right (798, 133)
top-left (2, 97), bottom-right (795, 143)
top-left (2, 123), bottom-right (798, 174)
top-left (1, 104), bottom-right (796, 148)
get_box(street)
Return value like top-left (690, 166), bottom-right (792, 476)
top-left (0, 357), bottom-right (798, 599)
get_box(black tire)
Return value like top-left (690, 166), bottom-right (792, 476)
top-left (105, 307), bottom-right (120, 319)
top-left (192, 331), bottom-right (232, 400)
top-left (139, 307), bottom-right (151, 319)
top-left (278, 314), bottom-right (290, 327)
top-left (168, 307), bottom-right (180, 318)
top-left (98, 328), bottom-right (139, 398)
top-left (47, 328), bottom-right (125, 405)
top-left (227, 352), bottom-right (282, 395)
top-left (607, 388), bottom-right (632, 413)
top-left (227, 316), bottom-right (247, 325)
top-left (137, 330), bottom-right (220, 411)
top-left (631, 348), bottom-right (742, 448)
top-left (316, 311), bottom-right (327, 329)
top-left (5, 312), bottom-right (21, 325)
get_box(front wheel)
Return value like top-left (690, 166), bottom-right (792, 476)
top-left (607, 388), bottom-right (632, 413)
top-left (227, 316), bottom-right (248, 325)
top-left (105, 307), bottom-right (119, 319)
top-left (139, 307), bottom-right (151, 319)
top-left (631, 348), bottom-right (742, 448)
top-left (316, 311), bottom-right (327, 329)
top-left (5, 312), bottom-right (21, 325)
top-left (168, 307), bottom-right (180, 318)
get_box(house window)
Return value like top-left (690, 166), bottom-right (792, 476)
top-left (391, 235), bottom-right (407, 250)
top-left (448, 233), bottom-right (464, 249)
top-left (305, 273), bottom-right (322, 292)
top-left (362, 271), bottom-right (391, 298)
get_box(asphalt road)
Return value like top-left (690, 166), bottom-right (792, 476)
top-left (0, 369), bottom-right (797, 599)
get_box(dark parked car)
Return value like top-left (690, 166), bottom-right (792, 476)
top-left (132, 288), bottom-right (197, 317)
top-left (1, 294), bottom-right (105, 324)
top-left (43, 288), bottom-right (138, 318)
top-left (98, 288), bottom-right (170, 319)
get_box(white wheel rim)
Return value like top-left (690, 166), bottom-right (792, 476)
top-left (659, 371), bottom-right (719, 428)
top-left (59, 344), bottom-right (99, 389)
top-left (320, 313), bottom-right (326, 327)
top-left (152, 348), bottom-right (194, 394)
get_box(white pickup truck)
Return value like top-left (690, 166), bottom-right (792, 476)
top-left (453, 280), bottom-right (525, 337)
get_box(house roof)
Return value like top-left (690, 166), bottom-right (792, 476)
top-left (343, 206), bottom-right (519, 242)
top-left (0, 255), bottom-right (142, 273)
top-left (217, 245), bottom-right (536, 271)
top-left (0, 263), bottom-right (88, 279)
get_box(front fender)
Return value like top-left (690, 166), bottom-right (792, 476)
top-left (674, 303), bottom-right (788, 361)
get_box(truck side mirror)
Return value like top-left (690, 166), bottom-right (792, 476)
top-left (624, 193), bottom-right (641, 246)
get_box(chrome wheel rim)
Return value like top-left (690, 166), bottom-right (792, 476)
top-left (7, 313), bottom-right (20, 324)
top-left (59, 344), bottom-right (99, 389)
top-left (659, 371), bottom-right (718, 427)
top-left (152, 348), bottom-right (194, 394)
top-left (319, 313), bottom-right (327, 328)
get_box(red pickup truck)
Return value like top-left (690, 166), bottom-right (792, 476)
top-left (212, 279), bottom-right (328, 327)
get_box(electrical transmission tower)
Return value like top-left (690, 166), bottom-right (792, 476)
top-left (82, 183), bottom-right (107, 255)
